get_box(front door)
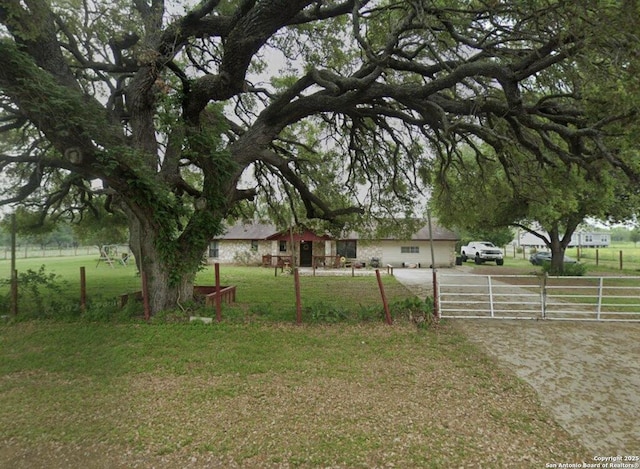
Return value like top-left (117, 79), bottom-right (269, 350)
top-left (300, 241), bottom-right (313, 267)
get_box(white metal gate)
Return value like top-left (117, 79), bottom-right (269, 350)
top-left (437, 273), bottom-right (640, 322)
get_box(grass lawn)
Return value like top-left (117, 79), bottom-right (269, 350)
top-left (0, 254), bottom-right (141, 304)
top-left (0, 257), bottom-right (416, 322)
top-left (504, 242), bottom-right (640, 273)
top-left (0, 321), bottom-right (590, 468)
top-left (0, 258), bottom-right (592, 466)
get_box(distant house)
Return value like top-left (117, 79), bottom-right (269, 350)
top-left (208, 221), bottom-right (459, 268)
top-left (515, 230), bottom-right (610, 249)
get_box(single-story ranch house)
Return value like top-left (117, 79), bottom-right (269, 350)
top-left (207, 221), bottom-right (459, 268)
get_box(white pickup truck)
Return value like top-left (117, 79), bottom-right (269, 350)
top-left (460, 241), bottom-right (504, 265)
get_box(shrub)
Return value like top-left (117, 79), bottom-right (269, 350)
top-left (356, 304), bottom-right (384, 322)
top-left (542, 261), bottom-right (587, 276)
top-left (305, 301), bottom-right (349, 323)
top-left (0, 265), bottom-right (73, 319)
top-left (389, 296), bottom-right (436, 327)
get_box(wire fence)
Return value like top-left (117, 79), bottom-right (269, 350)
top-left (570, 248), bottom-right (640, 270)
top-left (4, 243), bottom-right (640, 271)
top-left (1, 245), bottom-right (99, 260)
top-left (503, 245), bottom-right (640, 271)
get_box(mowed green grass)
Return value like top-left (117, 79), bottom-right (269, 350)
top-left (566, 242), bottom-right (640, 271)
top-left (0, 256), bottom-right (592, 466)
top-left (0, 256), bottom-right (413, 322)
top-left (0, 322), bottom-right (589, 468)
top-left (0, 255), bottom-right (141, 302)
top-left (498, 242), bottom-right (640, 274)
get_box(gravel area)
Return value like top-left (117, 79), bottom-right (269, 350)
top-left (453, 319), bottom-right (640, 455)
top-left (396, 266), bottom-right (640, 456)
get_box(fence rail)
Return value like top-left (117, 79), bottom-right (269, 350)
top-left (1, 246), bottom-right (98, 259)
top-left (437, 273), bottom-right (640, 322)
top-left (504, 245), bottom-right (640, 270)
top-left (544, 276), bottom-right (640, 321)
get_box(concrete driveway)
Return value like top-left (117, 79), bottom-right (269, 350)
top-left (391, 267), bottom-right (438, 299)
top-left (394, 266), bottom-right (640, 455)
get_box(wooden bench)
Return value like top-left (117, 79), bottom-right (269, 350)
top-left (202, 286), bottom-right (237, 307)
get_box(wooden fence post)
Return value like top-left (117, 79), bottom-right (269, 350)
top-left (215, 263), bottom-right (222, 322)
top-left (11, 269), bottom-right (18, 316)
top-left (80, 267), bottom-right (86, 312)
top-left (294, 268), bottom-right (302, 324)
top-left (376, 269), bottom-right (392, 325)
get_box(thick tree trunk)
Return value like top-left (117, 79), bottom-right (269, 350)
top-left (140, 250), bottom-right (196, 314)
top-left (548, 229), bottom-right (568, 275)
top-left (549, 244), bottom-right (567, 274)
top-left (128, 215), bottom-right (202, 315)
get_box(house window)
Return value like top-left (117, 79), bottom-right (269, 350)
top-left (251, 240), bottom-right (259, 251)
top-left (279, 240), bottom-right (287, 252)
top-left (401, 246), bottom-right (420, 254)
top-left (337, 240), bottom-right (357, 258)
top-left (209, 241), bottom-right (219, 258)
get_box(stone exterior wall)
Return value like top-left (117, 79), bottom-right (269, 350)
top-left (209, 239), bottom-right (456, 268)
top-left (208, 240), bottom-right (272, 265)
top-left (350, 242), bottom-right (383, 266)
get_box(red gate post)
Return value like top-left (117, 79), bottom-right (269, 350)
top-left (11, 269), bottom-right (18, 316)
top-left (376, 269), bottom-right (393, 325)
top-left (141, 271), bottom-right (151, 321)
top-left (80, 266), bottom-right (86, 312)
top-left (214, 263), bottom-right (222, 322)
top-left (294, 267), bottom-right (302, 324)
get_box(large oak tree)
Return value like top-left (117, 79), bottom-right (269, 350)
top-left (1, 1), bottom-right (637, 314)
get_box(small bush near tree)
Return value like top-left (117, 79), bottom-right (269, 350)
top-left (0, 265), bottom-right (72, 318)
top-left (389, 297), bottom-right (436, 328)
top-left (541, 261), bottom-right (587, 276)
top-left (305, 301), bottom-right (349, 323)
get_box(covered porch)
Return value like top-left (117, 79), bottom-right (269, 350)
top-left (265, 229), bottom-right (333, 267)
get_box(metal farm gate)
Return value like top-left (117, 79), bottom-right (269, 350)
top-left (436, 273), bottom-right (640, 322)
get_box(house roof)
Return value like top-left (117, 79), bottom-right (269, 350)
top-left (218, 223), bottom-right (277, 240)
top-left (340, 222), bottom-right (458, 241)
top-left (216, 221), bottom-right (458, 241)
top-left (405, 224), bottom-right (459, 241)
top-left (266, 229), bottom-right (332, 242)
